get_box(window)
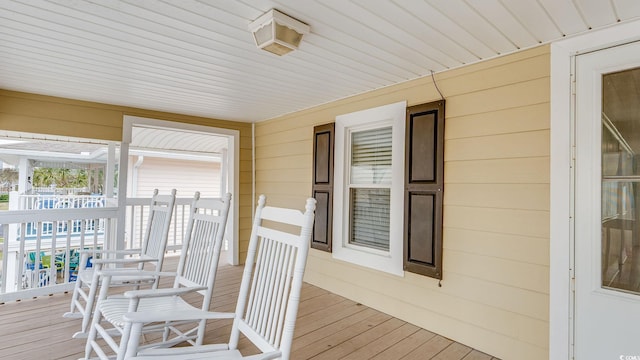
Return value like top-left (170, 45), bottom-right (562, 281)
top-left (312, 100), bottom-right (445, 279)
top-left (333, 101), bottom-right (406, 276)
top-left (349, 126), bottom-right (392, 251)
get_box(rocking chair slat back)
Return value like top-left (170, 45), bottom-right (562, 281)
top-left (174, 197), bottom-right (228, 300)
top-left (229, 195), bottom-right (316, 359)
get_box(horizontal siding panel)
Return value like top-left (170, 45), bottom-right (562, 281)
top-left (445, 77), bottom-right (549, 119)
top-left (255, 155), bottom-right (312, 171)
top-left (0, 93), bottom-right (122, 126)
top-left (433, 44), bottom-right (549, 83)
top-left (444, 227), bottom-right (549, 266)
top-left (257, 47), bottom-right (552, 360)
top-left (518, 315), bottom-right (549, 350)
top-left (436, 53), bottom-right (549, 98)
top-left (445, 103), bottom-right (549, 140)
top-left (239, 133), bottom-right (252, 145)
top-left (256, 168), bottom-right (311, 183)
top-left (306, 253), bottom-right (549, 355)
top-left (432, 271), bottom-right (548, 321)
top-left (239, 146), bottom-right (253, 160)
top-left (0, 113), bottom-right (122, 141)
top-left (254, 126), bottom-right (311, 146)
top-left (444, 249), bottom-right (549, 294)
top-left (239, 159), bottom-right (252, 172)
top-left (444, 183), bottom-right (549, 211)
top-left (444, 206), bottom-right (549, 239)
top-left (253, 193), bottom-right (317, 211)
top-left (255, 114), bottom-right (321, 136)
top-left (255, 140), bottom-right (312, 160)
top-left (255, 181), bottom-right (310, 196)
top-left (445, 130), bottom-right (550, 161)
top-left (445, 157), bottom-right (550, 184)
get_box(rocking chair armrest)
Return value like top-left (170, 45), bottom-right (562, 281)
top-left (123, 286), bottom-right (208, 299)
top-left (90, 257), bottom-right (158, 265)
top-left (97, 269), bottom-right (175, 278)
top-left (124, 309), bottom-right (235, 323)
top-left (80, 249), bottom-right (140, 255)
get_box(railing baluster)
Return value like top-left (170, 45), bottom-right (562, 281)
top-left (1, 195), bottom-right (202, 301)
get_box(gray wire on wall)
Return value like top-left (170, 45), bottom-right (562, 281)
top-left (431, 70), bottom-right (445, 101)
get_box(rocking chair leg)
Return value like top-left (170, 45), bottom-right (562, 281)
top-left (117, 322), bottom-right (133, 360)
top-left (125, 322), bottom-right (145, 359)
top-left (84, 306), bottom-right (102, 359)
top-left (80, 267), bottom-right (102, 333)
top-left (68, 277), bottom-right (82, 314)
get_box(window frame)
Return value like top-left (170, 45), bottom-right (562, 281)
top-left (333, 101), bottom-right (406, 276)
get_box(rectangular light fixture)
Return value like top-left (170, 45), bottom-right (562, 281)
top-left (248, 9), bottom-right (310, 56)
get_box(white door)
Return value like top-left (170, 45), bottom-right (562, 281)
top-left (575, 41), bottom-right (640, 359)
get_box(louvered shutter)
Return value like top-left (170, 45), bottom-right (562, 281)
top-left (404, 101), bottom-right (445, 279)
top-left (312, 123), bottom-right (334, 251)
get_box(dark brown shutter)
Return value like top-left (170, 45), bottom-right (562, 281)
top-left (312, 123), bottom-right (335, 252)
top-left (404, 101), bottom-right (445, 279)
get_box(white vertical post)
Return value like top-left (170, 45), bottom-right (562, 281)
top-left (106, 143), bottom-right (116, 198)
top-left (17, 157), bottom-right (32, 194)
top-left (116, 142), bottom-right (129, 253)
top-left (220, 148), bottom-right (228, 197)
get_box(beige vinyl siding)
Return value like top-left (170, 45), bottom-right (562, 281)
top-left (255, 45), bottom-right (550, 360)
top-left (0, 89), bottom-right (254, 262)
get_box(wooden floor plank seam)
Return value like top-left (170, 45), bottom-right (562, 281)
top-left (0, 257), bottom-right (499, 360)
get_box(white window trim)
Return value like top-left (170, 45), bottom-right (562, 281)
top-left (333, 101), bottom-right (406, 276)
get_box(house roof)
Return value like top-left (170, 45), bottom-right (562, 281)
top-left (1, 1), bottom-right (639, 123)
top-left (0, 127), bottom-right (225, 167)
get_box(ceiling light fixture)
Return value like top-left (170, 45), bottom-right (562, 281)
top-left (248, 9), bottom-right (310, 56)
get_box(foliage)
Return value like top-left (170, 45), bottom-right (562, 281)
top-left (0, 168), bottom-right (18, 191)
top-left (32, 168), bottom-right (89, 188)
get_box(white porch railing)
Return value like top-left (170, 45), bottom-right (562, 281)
top-left (0, 206), bottom-right (118, 302)
top-left (17, 194), bottom-right (106, 211)
top-left (0, 195), bottom-right (200, 302)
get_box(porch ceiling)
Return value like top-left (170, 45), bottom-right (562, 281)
top-left (1, 1), bottom-right (640, 123)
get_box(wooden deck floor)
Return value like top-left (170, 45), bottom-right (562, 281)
top-left (0, 256), bottom-right (499, 360)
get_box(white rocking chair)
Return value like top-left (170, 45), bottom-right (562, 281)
top-left (64, 188), bottom-right (177, 337)
top-left (83, 192), bottom-right (232, 360)
top-left (122, 195), bottom-right (316, 360)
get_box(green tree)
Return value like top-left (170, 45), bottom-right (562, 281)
top-left (73, 169), bottom-right (88, 188)
top-left (0, 168), bottom-right (18, 191)
top-left (55, 168), bottom-right (71, 187)
top-left (33, 167), bottom-right (90, 189)
top-left (33, 168), bottom-right (56, 187)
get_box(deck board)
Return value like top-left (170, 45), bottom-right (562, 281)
top-left (0, 256), bottom-right (499, 360)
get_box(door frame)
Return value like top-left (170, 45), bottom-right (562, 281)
top-left (119, 115), bottom-right (240, 266)
top-left (550, 18), bottom-right (640, 359)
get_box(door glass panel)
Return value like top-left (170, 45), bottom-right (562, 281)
top-left (601, 67), bottom-right (640, 294)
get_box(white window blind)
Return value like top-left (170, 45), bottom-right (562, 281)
top-left (350, 127), bottom-right (392, 184)
top-left (349, 127), bottom-right (391, 251)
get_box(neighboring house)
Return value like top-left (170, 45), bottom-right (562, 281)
top-left (127, 156), bottom-right (221, 198)
top-left (3, 18), bottom-right (640, 360)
